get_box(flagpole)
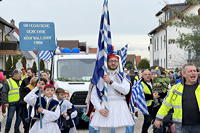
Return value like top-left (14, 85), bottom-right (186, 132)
top-left (102, 0), bottom-right (109, 111)
top-left (37, 48), bottom-right (43, 129)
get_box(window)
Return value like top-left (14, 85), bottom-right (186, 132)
top-left (161, 36), bottom-right (162, 50)
top-left (164, 58), bottom-right (166, 68)
top-left (157, 37), bottom-right (159, 51)
top-left (164, 35), bottom-right (166, 48)
top-left (57, 59), bottom-right (96, 81)
top-left (161, 59), bottom-right (162, 67)
top-left (188, 49), bottom-right (191, 60)
top-left (0, 29), bottom-right (2, 42)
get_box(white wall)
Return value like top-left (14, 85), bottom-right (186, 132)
top-left (149, 4), bottom-right (200, 69)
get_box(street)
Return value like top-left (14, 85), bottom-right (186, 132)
top-left (0, 111), bottom-right (153, 133)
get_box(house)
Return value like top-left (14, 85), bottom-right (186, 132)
top-left (0, 17), bottom-right (21, 71)
top-left (148, 3), bottom-right (200, 69)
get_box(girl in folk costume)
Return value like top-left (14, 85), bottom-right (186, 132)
top-left (90, 54), bottom-right (134, 133)
top-left (24, 78), bottom-right (47, 127)
top-left (56, 88), bottom-right (78, 133)
top-left (25, 84), bottom-right (60, 133)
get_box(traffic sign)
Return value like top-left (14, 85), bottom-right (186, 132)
top-left (19, 22), bottom-right (56, 51)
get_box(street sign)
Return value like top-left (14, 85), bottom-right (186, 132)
top-left (19, 22), bottom-right (56, 51)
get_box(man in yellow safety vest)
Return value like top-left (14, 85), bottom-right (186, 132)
top-left (2, 69), bottom-right (22, 133)
top-left (154, 63), bottom-right (200, 132)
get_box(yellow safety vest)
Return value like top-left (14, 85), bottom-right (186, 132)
top-left (156, 83), bottom-right (200, 123)
top-left (135, 76), bottom-right (139, 81)
top-left (141, 81), bottom-right (153, 107)
top-left (7, 78), bottom-right (22, 103)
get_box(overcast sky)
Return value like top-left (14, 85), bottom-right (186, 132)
top-left (1, 0), bottom-right (185, 58)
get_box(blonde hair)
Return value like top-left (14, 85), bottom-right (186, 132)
top-left (30, 77), bottom-right (38, 87)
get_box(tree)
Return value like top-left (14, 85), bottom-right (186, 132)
top-left (21, 56), bottom-right (27, 69)
top-left (5, 55), bottom-right (13, 71)
top-left (12, 55), bottom-right (22, 70)
top-left (137, 59), bottom-right (150, 70)
top-left (40, 60), bottom-right (45, 71)
top-left (166, 0), bottom-right (200, 65)
top-left (125, 61), bottom-right (135, 71)
top-left (32, 61), bottom-right (37, 73)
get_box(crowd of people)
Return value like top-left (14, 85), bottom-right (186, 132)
top-left (85, 53), bottom-right (200, 133)
top-left (0, 53), bottom-right (199, 133)
top-left (0, 68), bottom-right (77, 133)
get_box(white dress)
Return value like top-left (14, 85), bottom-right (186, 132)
top-left (24, 89), bottom-right (61, 133)
top-left (29, 105), bottom-right (61, 133)
top-left (90, 71), bottom-right (134, 128)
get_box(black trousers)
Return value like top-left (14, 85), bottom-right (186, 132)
top-left (19, 104), bottom-right (29, 133)
top-left (142, 114), bottom-right (154, 133)
top-left (61, 128), bottom-right (70, 133)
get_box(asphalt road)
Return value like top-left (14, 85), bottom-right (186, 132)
top-left (0, 111), bottom-right (153, 133)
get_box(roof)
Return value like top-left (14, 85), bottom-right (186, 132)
top-left (155, 3), bottom-right (190, 16)
top-left (23, 52), bottom-right (34, 59)
top-left (57, 40), bottom-right (79, 49)
top-left (0, 17), bottom-right (15, 29)
top-left (148, 24), bottom-right (166, 35)
top-left (149, 3), bottom-right (192, 35)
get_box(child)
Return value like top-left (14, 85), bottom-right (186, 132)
top-left (63, 90), bottom-right (70, 100)
top-left (56, 88), bottom-right (77, 133)
top-left (24, 78), bottom-right (48, 127)
top-left (25, 83), bottom-right (60, 133)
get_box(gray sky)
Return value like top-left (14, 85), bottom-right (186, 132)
top-left (1, 0), bottom-right (185, 58)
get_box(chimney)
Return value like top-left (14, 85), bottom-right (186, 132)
top-left (10, 19), bottom-right (15, 25)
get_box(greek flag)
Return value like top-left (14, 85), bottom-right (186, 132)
top-left (130, 79), bottom-right (149, 114)
top-left (118, 44), bottom-right (128, 69)
top-left (39, 51), bottom-right (53, 61)
top-left (91, 0), bottom-right (113, 100)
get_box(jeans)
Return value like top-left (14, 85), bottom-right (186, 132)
top-left (5, 102), bottom-right (21, 132)
top-left (126, 126), bottom-right (134, 133)
top-left (89, 125), bottom-right (100, 133)
top-left (175, 123), bottom-right (200, 133)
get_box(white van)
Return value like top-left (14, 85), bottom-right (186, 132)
top-left (52, 53), bottom-right (96, 108)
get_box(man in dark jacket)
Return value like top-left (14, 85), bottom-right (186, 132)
top-left (20, 68), bottom-right (35, 91)
top-left (19, 68), bottom-right (35, 133)
top-left (141, 69), bottom-right (160, 133)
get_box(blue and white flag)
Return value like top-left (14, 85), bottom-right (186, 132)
top-left (130, 79), bottom-right (149, 114)
top-left (91, 0), bottom-right (113, 100)
top-left (117, 44), bottom-right (128, 69)
top-left (39, 51), bottom-right (53, 61)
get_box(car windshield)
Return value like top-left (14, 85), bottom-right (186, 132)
top-left (57, 59), bottom-right (96, 82)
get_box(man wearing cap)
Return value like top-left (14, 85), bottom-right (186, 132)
top-left (90, 54), bottom-right (134, 133)
top-left (2, 69), bottom-right (22, 133)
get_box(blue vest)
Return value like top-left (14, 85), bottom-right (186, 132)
top-left (33, 97), bottom-right (59, 120)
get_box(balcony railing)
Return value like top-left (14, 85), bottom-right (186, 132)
top-left (0, 41), bottom-right (18, 50)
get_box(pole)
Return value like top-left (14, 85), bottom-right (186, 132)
top-left (37, 50), bottom-right (42, 129)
